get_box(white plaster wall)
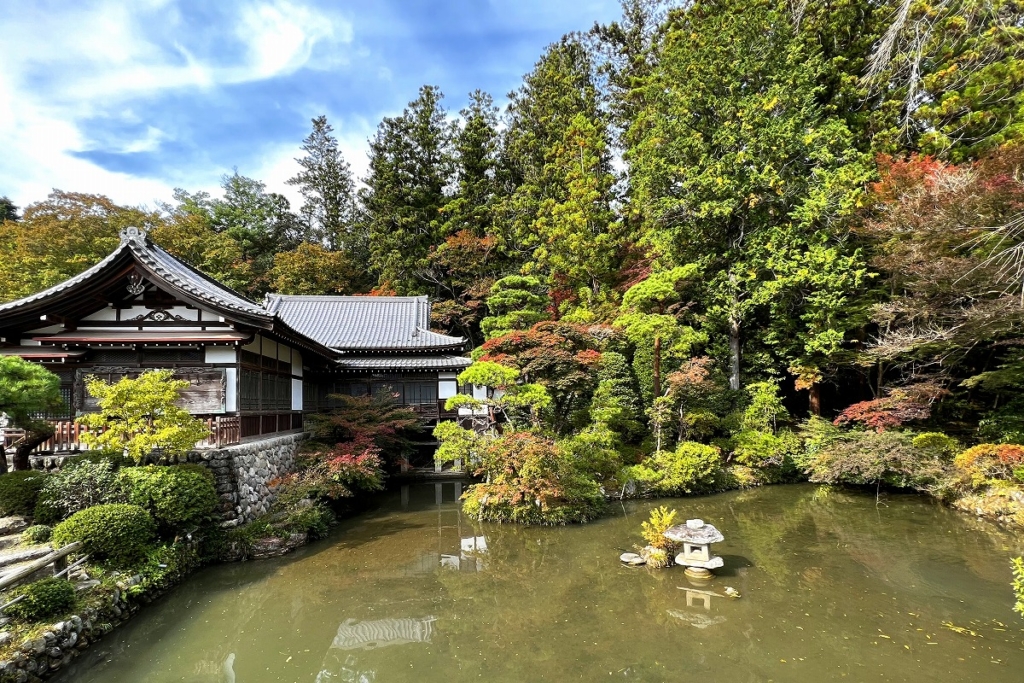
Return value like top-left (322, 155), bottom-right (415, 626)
top-left (225, 368), bottom-right (238, 411)
top-left (262, 337), bottom-right (277, 358)
top-left (292, 378), bottom-right (303, 410)
top-left (242, 335), bottom-right (261, 352)
top-left (205, 347), bottom-right (236, 363)
top-left (439, 380), bottom-right (457, 399)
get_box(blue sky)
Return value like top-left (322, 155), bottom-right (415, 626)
top-left (0, 0), bottom-right (621, 211)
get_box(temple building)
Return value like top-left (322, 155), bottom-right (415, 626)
top-left (0, 226), bottom-right (470, 457)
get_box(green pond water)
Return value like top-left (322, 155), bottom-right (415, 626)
top-left (55, 483), bottom-right (1024, 682)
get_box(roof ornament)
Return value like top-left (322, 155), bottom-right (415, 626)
top-left (127, 272), bottom-right (146, 296)
top-left (120, 225), bottom-right (148, 246)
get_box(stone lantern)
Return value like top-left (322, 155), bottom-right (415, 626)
top-left (664, 519), bottom-right (724, 579)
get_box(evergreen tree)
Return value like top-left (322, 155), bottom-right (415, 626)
top-left (288, 115), bottom-right (365, 256)
top-left (499, 36), bottom-right (621, 307)
top-left (628, 0), bottom-right (871, 391)
top-left (0, 196), bottom-right (20, 222)
top-left (362, 85), bottom-right (455, 294)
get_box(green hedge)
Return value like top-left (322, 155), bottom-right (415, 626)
top-left (116, 464), bottom-right (218, 535)
top-left (5, 577), bottom-right (76, 622)
top-left (51, 503), bottom-right (156, 567)
top-left (0, 470), bottom-right (49, 517)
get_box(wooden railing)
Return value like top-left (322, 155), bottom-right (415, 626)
top-left (12, 414), bottom-right (247, 454)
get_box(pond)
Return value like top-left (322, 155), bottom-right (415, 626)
top-left (55, 483), bottom-right (1024, 682)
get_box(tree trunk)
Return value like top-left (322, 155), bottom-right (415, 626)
top-left (11, 427), bottom-right (52, 471)
top-left (809, 383), bottom-right (822, 416)
top-left (0, 444), bottom-right (7, 475)
top-left (653, 335), bottom-right (662, 399)
top-left (728, 315), bottom-right (741, 391)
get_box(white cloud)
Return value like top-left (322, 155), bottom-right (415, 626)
top-left (0, 0), bottom-right (354, 209)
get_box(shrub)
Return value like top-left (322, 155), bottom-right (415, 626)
top-left (69, 450), bottom-right (135, 469)
top-left (800, 430), bottom-right (947, 491)
top-left (954, 443), bottom-right (1024, 488)
top-left (4, 577), bottom-right (76, 622)
top-left (126, 543), bottom-right (202, 598)
top-left (731, 429), bottom-right (801, 469)
top-left (641, 506), bottom-right (678, 551)
top-left (34, 460), bottom-right (123, 525)
top-left (558, 425), bottom-right (623, 482)
top-left (624, 441), bottom-right (723, 496)
top-left (0, 471), bottom-right (48, 517)
top-left (282, 437), bottom-right (385, 503)
top-left (461, 432), bottom-right (605, 525)
top-left (116, 464), bottom-right (218, 535)
top-left (20, 524), bottom-right (51, 544)
top-left (51, 503), bottom-right (156, 567)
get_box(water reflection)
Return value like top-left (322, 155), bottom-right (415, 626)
top-left (53, 483), bottom-right (1024, 683)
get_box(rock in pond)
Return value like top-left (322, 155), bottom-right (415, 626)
top-left (619, 552), bottom-right (646, 566)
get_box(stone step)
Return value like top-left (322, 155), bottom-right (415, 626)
top-left (0, 546), bottom-right (51, 570)
top-left (0, 517), bottom-right (29, 536)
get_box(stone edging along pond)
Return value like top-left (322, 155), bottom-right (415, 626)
top-left (0, 572), bottom-right (159, 683)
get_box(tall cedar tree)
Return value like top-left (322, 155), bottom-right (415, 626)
top-left (498, 36), bottom-right (617, 289)
top-left (426, 91), bottom-right (505, 344)
top-left (363, 86), bottom-right (455, 295)
top-left (288, 116), bottom-right (367, 263)
top-left (628, 0), bottom-right (872, 395)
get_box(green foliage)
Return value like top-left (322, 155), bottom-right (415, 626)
top-left (77, 370), bottom-right (211, 463)
top-left (627, 0), bottom-right (871, 388)
top-left (363, 85), bottom-right (454, 294)
top-left (731, 429), bottom-right (801, 469)
top-left (287, 115), bottom-right (363, 255)
top-left (34, 460), bottom-right (123, 525)
top-left (640, 506), bottom-right (678, 551)
top-left (479, 276), bottom-right (549, 340)
top-left (4, 577), bottom-right (76, 622)
top-left (124, 542), bottom-right (203, 599)
top-left (461, 432), bottom-right (605, 525)
top-left (51, 504), bottom-right (156, 567)
top-left (449, 361), bottom-right (551, 430)
top-left (0, 357), bottom-right (64, 429)
top-left (0, 471), bottom-right (48, 516)
top-left (589, 351), bottom-right (645, 442)
top-left (433, 421), bottom-right (486, 470)
top-left (740, 382), bottom-right (790, 433)
top-left (20, 524), bottom-right (51, 544)
top-left (978, 397), bottom-right (1024, 445)
top-left (799, 430), bottom-right (948, 491)
top-left (116, 465), bottom-right (218, 535)
top-left (624, 441), bottom-right (723, 496)
top-left (558, 424), bottom-right (623, 483)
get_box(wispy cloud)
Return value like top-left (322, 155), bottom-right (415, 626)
top-left (0, 0), bottom-right (619, 212)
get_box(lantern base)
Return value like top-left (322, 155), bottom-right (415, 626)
top-left (684, 567), bottom-right (714, 580)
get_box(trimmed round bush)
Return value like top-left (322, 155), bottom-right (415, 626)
top-left (20, 524), bottom-right (52, 544)
top-left (51, 503), bottom-right (156, 567)
top-left (0, 470), bottom-right (49, 517)
top-left (5, 577), bottom-right (77, 622)
top-left (116, 464), bottom-right (218, 535)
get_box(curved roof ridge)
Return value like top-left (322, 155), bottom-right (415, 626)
top-left (0, 241), bottom-right (131, 314)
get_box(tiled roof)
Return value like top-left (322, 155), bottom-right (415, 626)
top-left (0, 227), bottom-right (271, 323)
top-left (138, 240), bottom-right (269, 319)
top-left (335, 355), bottom-right (473, 371)
top-left (265, 295), bottom-right (466, 352)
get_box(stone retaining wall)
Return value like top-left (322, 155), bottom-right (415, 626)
top-left (0, 574), bottom-right (150, 682)
top-left (173, 432), bottom-right (306, 526)
top-left (30, 432), bottom-right (306, 527)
